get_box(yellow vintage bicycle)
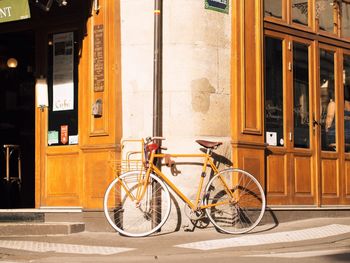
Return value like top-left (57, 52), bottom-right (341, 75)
top-left (104, 137), bottom-right (266, 237)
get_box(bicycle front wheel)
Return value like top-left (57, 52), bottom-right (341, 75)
top-left (204, 168), bottom-right (265, 234)
top-left (103, 171), bottom-right (171, 237)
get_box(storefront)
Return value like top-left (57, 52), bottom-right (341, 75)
top-left (231, 0), bottom-right (350, 207)
top-left (2, 0), bottom-right (350, 212)
top-left (0, 0), bottom-right (121, 209)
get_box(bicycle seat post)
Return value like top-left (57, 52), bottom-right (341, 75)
top-left (206, 147), bottom-right (212, 156)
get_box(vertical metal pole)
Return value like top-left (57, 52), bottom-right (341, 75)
top-left (153, 0), bottom-right (163, 137)
top-left (152, 0), bottom-right (163, 229)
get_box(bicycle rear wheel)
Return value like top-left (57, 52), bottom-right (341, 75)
top-left (204, 168), bottom-right (265, 234)
top-left (103, 171), bottom-right (171, 237)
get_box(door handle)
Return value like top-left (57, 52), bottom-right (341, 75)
top-left (313, 119), bottom-right (320, 127)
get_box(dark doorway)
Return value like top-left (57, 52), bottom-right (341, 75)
top-left (0, 31), bottom-right (35, 208)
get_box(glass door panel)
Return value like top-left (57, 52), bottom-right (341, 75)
top-left (265, 36), bottom-right (284, 147)
top-left (320, 48), bottom-right (336, 151)
top-left (344, 54), bottom-right (350, 152)
top-left (47, 31), bottom-right (79, 146)
top-left (293, 42), bottom-right (310, 148)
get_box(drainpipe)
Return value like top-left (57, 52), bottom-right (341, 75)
top-left (152, 0), bottom-right (163, 229)
top-left (153, 0), bottom-right (163, 138)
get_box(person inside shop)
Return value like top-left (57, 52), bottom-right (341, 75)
top-left (325, 81), bottom-right (350, 150)
top-left (344, 81), bottom-right (350, 150)
top-left (325, 88), bottom-right (336, 149)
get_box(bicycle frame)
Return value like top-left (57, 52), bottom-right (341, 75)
top-left (134, 149), bottom-right (234, 211)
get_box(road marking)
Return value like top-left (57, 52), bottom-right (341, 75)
top-left (0, 240), bottom-right (134, 255)
top-left (244, 248), bottom-right (350, 258)
top-left (175, 224), bottom-right (350, 250)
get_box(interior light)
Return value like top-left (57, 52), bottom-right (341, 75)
top-left (7, 58), bottom-right (18, 68)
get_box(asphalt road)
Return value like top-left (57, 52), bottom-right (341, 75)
top-left (1, 218), bottom-right (350, 263)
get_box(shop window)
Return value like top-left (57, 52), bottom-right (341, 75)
top-left (265, 37), bottom-right (284, 147)
top-left (292, 0), bottom-right (309, 26)
top-left (293, 42), bottom-right (310, 148)
top-left (341, 1), bottom-right (350, 38)
top-left (47, 31), bottom-right (78, 146)
top-left (343, 54), bottom-right (350, 152)
top-left (264, 0), bottom-right (282, 19)
top-left (320, 49), bottom-right (336, 151)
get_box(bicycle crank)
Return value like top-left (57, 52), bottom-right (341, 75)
top-left (184, 204), bottom-right (206, 221)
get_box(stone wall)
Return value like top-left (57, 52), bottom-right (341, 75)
top-left (120, 0), bottom-right (231, 230)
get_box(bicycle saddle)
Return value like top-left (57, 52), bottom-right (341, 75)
top-left (196, 140), bottom-right (222, 149)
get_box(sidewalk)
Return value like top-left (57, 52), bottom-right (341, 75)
top-left (0, 217), bottom-right (350, 263)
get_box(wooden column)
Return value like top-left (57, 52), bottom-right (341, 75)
top-left (231, 0), bottom-right (265, 186)
top-left (80, 0), bottom-right (122, 208)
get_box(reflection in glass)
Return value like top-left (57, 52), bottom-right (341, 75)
top-left (264, 0), bottom-right (282, 19)
top-left (293, 43), bottom-right (310, 148)
top-left (342, 2), bottom-right (350, 38)
top-left (317, 0), bottom-right (334, 32)
top-left (343, 55), bottom-right (350, 152)
top-left (320, 49), bottom-right (336, 151)
top-left (265, 37), bottom-right (284, 147)
top-left (292, 0), bottom-right (309, 26)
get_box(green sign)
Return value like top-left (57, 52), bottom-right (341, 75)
top-left (0, 0), bottom-right (30, 23)
top-left (205, 0), bottom-right (229, 14)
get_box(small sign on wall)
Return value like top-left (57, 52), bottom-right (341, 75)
top-left (94, 24), bottom-right (104, 92)
top-left (205, 0), bottom-right (229, 14)
top-left (48, 131), bottom-right (59, 145)
top-left (266, 132), bottom-right (277, 146)
top-left (0, 0), bottom-right (31, 24)
top-left (61, 125), bottom-right (68, 145)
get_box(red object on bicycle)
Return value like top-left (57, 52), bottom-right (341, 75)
top-left (146, 143), bottom-right (159, 152)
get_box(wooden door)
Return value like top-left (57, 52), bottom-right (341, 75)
top-left (289, 38), bottom-right (316, 204)
top-left (318, 45), bottom-right (350, 205)
top-left (36, 31), bottom-right (82, 207)
top-left (342, 51), bottom-right (350, 205)
top-left (265, 31), bottom-right (317, 205)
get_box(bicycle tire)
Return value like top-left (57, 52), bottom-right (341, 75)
top-left (204, 168), bottom-right (266, 234)
top-left (103, 171), bottom-right (171, 237)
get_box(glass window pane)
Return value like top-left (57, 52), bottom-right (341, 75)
top-left (320, 49), bottom-right (336, 151)
top-left (341, 2), bottom-right (350, 38)
top-left (265, 37), bottom-right (284, 147)
top-left (344, 55), bottom-right (350, 152)
top-left (292, 0), bottom-right (309, 26)
top-left (264, 0), bottom-right (282, 19)
top-left (48, 32), bottom-right (79, 146)
top-left (293, 43), bottom-right (310, 148)
top-left (316, 0), bottom-right (334, 32)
